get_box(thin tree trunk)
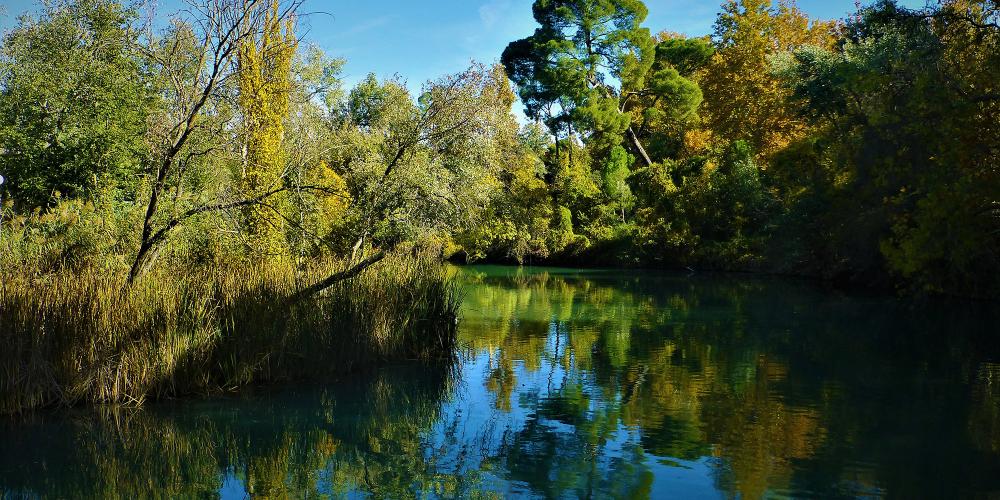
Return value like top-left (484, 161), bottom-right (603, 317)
top-left (627, 126), bottom-right (653, 167)
top-left (568, 125), bottom-right (573, 170)
top-left (349, 233), bottom-right (367, 263)
top-left (127, 243), bottom-right (154, 284)
top-left (286, 251), bottom-right (387, 305)
top-left (552, 131), bottom-right (560, 186)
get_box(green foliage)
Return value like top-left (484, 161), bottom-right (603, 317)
top-left (551, 205), bottom-right (576, 252)
top-left (655, 36), bottom-right (716, 75)
top-left (0, 0), bottom-right (995, 417)
top-left (1, 187), bottom-right (140, 273)
top-left (345, 74), bottom-right (411, 129)
top-left (602, 145), bottom-right (635, 218)
top-left (502, 0), bottom-right (654, 147)
top-left (453, 124), bottom-right (554, 263)
top-left (629, 61), bottom-right (704, 161)
top-left (0, 0), bottom-right (521, 415)
top-left (772, 0), bottom-right (1000, 294)
top-left (0, 0), bottom-right (152, 208)
top-left (331, 64), bottom-right (519, 254)
top-left (490, 0), bottom-right (999, 297)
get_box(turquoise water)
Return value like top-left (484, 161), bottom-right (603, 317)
top-left (2, 265), bottom-right (1000, 498)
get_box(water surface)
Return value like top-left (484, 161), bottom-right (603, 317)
top-left (2, 266), bottom-right (1000, 498)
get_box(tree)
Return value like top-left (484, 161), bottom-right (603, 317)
top-left (454, 123), bottom-right (554, 263)
top-left (501, 0), bottom-right (656, 165)
top-left (624, 33), bottom-right (711, 163)
top-left (654, 35), bottom-right (716, 76)
top-left (317, 63), bottom-right (521, 274)
top-left (282, 45), bottom-right (348, 259)
top-left (237, 0), bottom-right (298, 256)
top-left (0, 0), bottom-right (152, 208)
top-left (602, 145), bottom-right (635, 221)
top-left (128, 0), bottom-right (304, 283)
top-left (775, 0), bottom-right (1000, 294)
top-left (701, 0), bottom-right (835, 158)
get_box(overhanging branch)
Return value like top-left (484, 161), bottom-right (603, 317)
top-left (286, 251), bottom-right (387, 304)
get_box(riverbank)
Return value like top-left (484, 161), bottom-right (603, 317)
top-left (0, 253), bottom-right (459, 415)
top-left (451, 251), bottom-right (1000, 302)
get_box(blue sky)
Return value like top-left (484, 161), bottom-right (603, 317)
top-left (2, 0), bottom-right (927, 91)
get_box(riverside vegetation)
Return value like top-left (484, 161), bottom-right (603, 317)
top-left (0, 253), bottom-right (459, 414)
top-left (0, 0), bottom-right (997, 413)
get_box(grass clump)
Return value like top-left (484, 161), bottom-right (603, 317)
top-left (0, 252), bottom-right (460, 415)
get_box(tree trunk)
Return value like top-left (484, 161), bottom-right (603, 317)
top-left (286, 251), bottom-right (387, 305)
top-left (627, 126), bottom-right (653, 167)
top-left (568, 126), bottom-right (573, 169)
top-left (127, 242), bottom-right (154, 285)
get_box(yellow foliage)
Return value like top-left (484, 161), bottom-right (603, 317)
top-left (701, 0), bottom-right (836, 158)
top-left (237, 0), bottom-right (298, 255)
top-left (312, 160), bottom-right (350, 234)
top-left (489, 63), bottom-right (518, 110)
top-left (682, 128), bottom-right (715, 155)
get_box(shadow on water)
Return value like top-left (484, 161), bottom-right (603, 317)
top-left (0, 363), bottom-right (464, 498)
top-left (2, 265), bottom-right (1000, 498)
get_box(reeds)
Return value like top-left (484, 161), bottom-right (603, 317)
top-left (0, 252), bottom-right (460, 415)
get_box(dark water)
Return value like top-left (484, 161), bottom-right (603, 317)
top-left (2, 266), bottom-right (1000, 498)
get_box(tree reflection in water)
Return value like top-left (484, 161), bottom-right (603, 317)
top-left (2, 266), bottom-right (1000, 498)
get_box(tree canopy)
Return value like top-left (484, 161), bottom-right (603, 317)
top-left (1, 0), bottom-right (997, 298)
top-left (0, 0), bottom-right (152, 206)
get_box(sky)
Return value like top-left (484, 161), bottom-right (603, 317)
top-left (1, 0), bottom-right (928, 92)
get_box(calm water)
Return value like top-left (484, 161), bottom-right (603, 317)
top-left (3, 266), bottom-right (1000, 498)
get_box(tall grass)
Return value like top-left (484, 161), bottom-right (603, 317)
top-left (0, 253), bottom-right (460, 415)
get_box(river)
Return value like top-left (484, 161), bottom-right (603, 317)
top-left (2, 265), bottom-right (999, 498)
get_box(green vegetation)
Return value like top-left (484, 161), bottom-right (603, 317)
top-left (0, 0), bottom-right (492, 413)
top-left (0, 0), bottom-right (996, 409)
top-left (478, 0), bottom-right (999, 297)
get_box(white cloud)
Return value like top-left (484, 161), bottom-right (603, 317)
top-left (335, 15), bottom-right (392, 38)
top-left (479, 0), bottom-right (511, 30)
